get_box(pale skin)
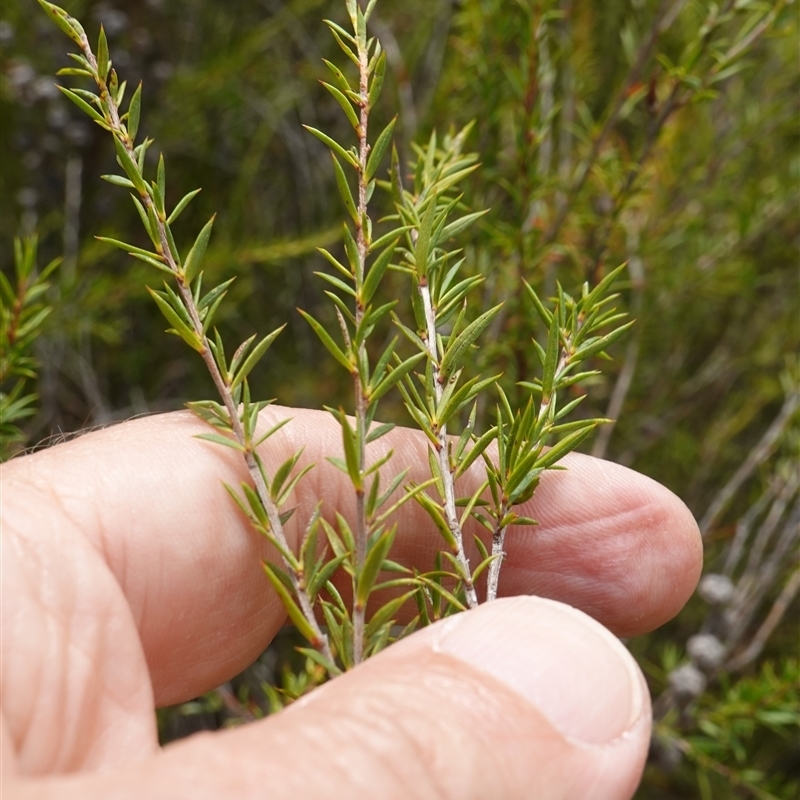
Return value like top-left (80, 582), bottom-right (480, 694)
top-left (1, 408), bottom-right (702, 799)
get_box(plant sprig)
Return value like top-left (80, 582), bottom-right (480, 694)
top-left (40, 0), bottom-right (633, 691)
top-left (0, 236), bottom-right (61, 460)
top-left (300, 0), bottom-right (433, 666)
top-left (37, 0), bottom-right (335, 669)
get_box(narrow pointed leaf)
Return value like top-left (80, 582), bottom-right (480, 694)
top-left (96, 25), bottom-right (109, 80)
top-left (572, 321), bottom-right (634, 362)
top-left (439, 304), bottom-right (502, 380)
top-left (361, 238), bottom-right (398, 306)
top-left (167, 188), bottom-right (202, 225)
top-left (262, 562), bottom-right (321, 646)
top-left (369, 351), bottom-right (426, 404)
top-left (183, 215), bottom-right (215, 283)
top-left (365, 591), bottom-right (414, 639)
top-left (303, 125), bottom-right (359, 168)
top-left (321, 81), bottom-right (360, 130)
top-left (95, 236), bottom-right (163, 263)
top-left (298, 309), bottom-right (353, 372)
top-left (367, 50), bottom-right (386, 109)
top-left (542, 313), bottom-right (561, 400)
top-left (231, 326), bottom-right (285, 390)
top-left (356, 527), bottom-right (397, 607)
top-left (440, 209), bottom-right (489, 241)
top-left (127, 81), bottom-right (143, 142)
top-left (534, 425), bottom-right (597, 470)
top-left (413, 196), bottom-right (437, 279)
top-left (322, 58), bottom-right (352, 92)
top-left (195, 432), bottom-right (245, 451)
top-left (112, 136), bottom-right (148, 194)
top-left (524, 281), bottom-right (553, 326)
top-left (56, 85), bottom-right (103, 123)
top-left (146, 287), bottom-right (203, 352)
top-left (331, 154), bottom-right (358, 222)
top-left (38, 0), bottom-right (85, 45)
top-left (365, 116), bottom-right (396, 182)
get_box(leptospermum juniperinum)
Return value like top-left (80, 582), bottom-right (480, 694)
top-left (36, 0), bottom-right (337, 671)
top-left (0, 237), bottom-right (61, 461)
top-left (387, 132), bottom-right (633, 614)
top-left (40, 0), bottom-right (632, 688)
top-left (299, 0), bottom-right (433, 667)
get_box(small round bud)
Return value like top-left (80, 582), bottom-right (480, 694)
top-left (669, 663), bottom-right (707, 704)
top-left (687, 633), bottom-right (727, 671)
top-left (698, 573), bottom-right (735, 605)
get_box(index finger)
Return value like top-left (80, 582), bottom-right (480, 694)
top-left (1, 408), bottom-right (701, 704)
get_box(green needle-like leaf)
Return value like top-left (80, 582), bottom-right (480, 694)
top-left (365, 591), bottom-right (414, 639)
top-left (369, 351), bottom-right (426, 404)
top-left (524, 281), bottom-right (553, 326)
top-left (367, 50), bottom-right (386, 109)
top-left (439, 304), bottom-right (502, 380)
top-left (262, 562), bottom-right (321, 646)
top-left (56, 85), bottom-right (104, 124)
top-left (356, 526), bottom-right (397, 608)
top-left (366, 116), bottom-right (396, 182)
top-left (542, 312), bottom-right (561, 400)
top-left (321, 81), bottom-right (361, 130)
top-left (298, 309), bottom-right (354, 373)
top-left (95, 236), bottom-right (163, 262)
top-left (167, 188), bottom-right (202, 225)
top-left (231, 326), bottom-right (285, 390)
top-left (571, 321), bottom-right (634, 362)
top-left (322, 58), bottom-right (352, 93)
top-left (183, 215), bottom-right (215, 282)
top-left (37, 0), bottom-right (85, 45)
top-left (361, 238), bottom-right (398, 306)
top-left (112, 136), bottom-right (148, 195)
top-left (195, 432), bottom-right (245, 451)
top-left (303, 125), bottom-right (359, 168)
top-left (146, 287), bottom-right (203, 352)
top-left (127, 82), bottom-right (142, 142)
top-left (440, 209), bottom-right (489, 242)
top-left (331, 154), bottom-right (358, 223)
top-left (413, 196), bottom-right (437, 279)
top-left (96, 25), bottom-right (109, 81)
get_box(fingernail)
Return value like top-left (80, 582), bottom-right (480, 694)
top-left (435, 596), bottom-right (644, 744)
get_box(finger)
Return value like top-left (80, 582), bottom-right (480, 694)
top-left (2, 408), bottom-right (700, 705)
top-left (7, 597), bottom-right (652, 800)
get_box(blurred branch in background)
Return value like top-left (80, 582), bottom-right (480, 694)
top-left (647, 371), bottom-right (799, 797)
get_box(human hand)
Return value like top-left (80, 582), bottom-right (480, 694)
top-left (2, 408), bottom-right (701, 799)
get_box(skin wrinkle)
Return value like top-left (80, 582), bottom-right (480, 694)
top-left (12, 460), bottom-right (147, 740)
top-left (10, 505), bottom-right (78, 771)
top-left (275, 652), bottom-right (535, 800)
top-left (5, 527), bottom-right (43, 748)
top-left (2, 473), bottom-right (156, 774)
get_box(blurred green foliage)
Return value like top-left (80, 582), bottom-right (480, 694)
top-left (3, 0), bottom-right (798, 796)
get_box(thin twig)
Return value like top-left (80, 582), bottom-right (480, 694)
top-left (726, 567), bottom-right (800, 673)
top-left (700, 390), bottom-right (799, 536)
top-left (74, 28), bottom-right (334, 665)
top-left (541, 0), bottom-right (685, 247)
top-left (591, 243), bottom-right (645, 459)
top-left (419, 281), bottom-right (479, 609)
top-left (351, 19), bottom-right (372, 665)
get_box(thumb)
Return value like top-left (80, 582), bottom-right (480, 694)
top-left (15, 597), bottom-right (651, 800)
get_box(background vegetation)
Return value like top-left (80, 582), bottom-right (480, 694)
top-left (2, 0), bottom-right (798, 796)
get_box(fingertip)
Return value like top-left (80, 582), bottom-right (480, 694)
top-left (504, 452), bottom-right (703, 636)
